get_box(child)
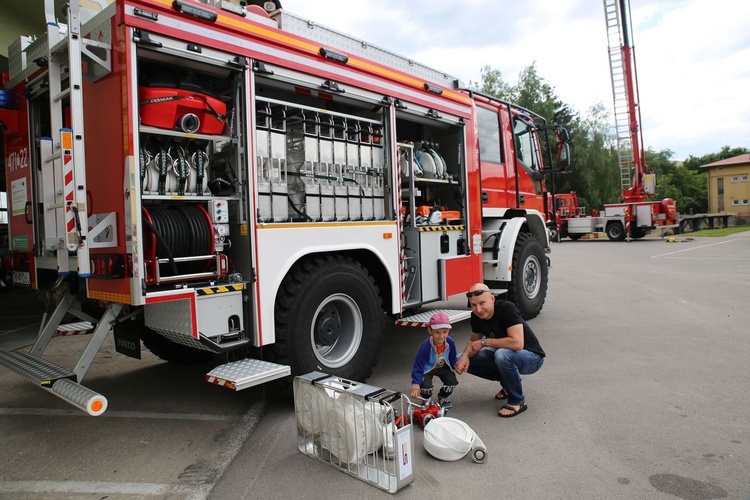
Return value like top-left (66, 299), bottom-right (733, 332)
top-left (410, 312), bottom-right (459, 408)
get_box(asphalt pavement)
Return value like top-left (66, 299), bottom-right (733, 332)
top-left (1, 233), bottom-right (749, 499)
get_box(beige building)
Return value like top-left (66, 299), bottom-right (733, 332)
top-left (701, 154), bottom-right (750, 221)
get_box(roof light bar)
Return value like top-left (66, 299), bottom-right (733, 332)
top-left (173, 0), bottom-right (217, 22)
top-left (320, 48), bottom-right (349, 64)
top-left (424, 83), bottom-right (443, 95)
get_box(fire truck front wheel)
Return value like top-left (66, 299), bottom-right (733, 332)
top-left (507, 233), bottom-right (548, 320)
top-left (272, 255), bottom-right (383, 382)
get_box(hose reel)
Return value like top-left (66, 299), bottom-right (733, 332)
top-left (142, 204), bottom-right (215, 281)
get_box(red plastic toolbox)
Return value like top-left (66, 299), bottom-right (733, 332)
top-left (138, 87), bottom-right (227, 135)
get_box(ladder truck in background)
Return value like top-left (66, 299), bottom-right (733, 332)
top-left (553, 0), bottom-right (678, 241)
top-left (0, 0), bottom-right (570, 415)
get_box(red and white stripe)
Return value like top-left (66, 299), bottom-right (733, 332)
top-left (56, 321), bottom-right (94, 336)
top-left (62, 131), bottom-right (76, 248)
top-left (397, 149), bottom-right (407, 304)
top-left (206, 375), bottom-right (236, 390)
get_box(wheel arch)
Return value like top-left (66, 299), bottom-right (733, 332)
top-left (261, 247), bottom-right (396, 344)
top-left (267, 251), bottom-right (387, 383)
top-left (302, 248), bottom-right (393, 315)
top-left (481, 209), bottom-right (549, 283)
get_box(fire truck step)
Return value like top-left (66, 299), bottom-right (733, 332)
top-left (50, 378), bottom-right (108, 416)
top-left (395, 309), bottom-right (472, 328)
top-left (206, 358), bottom-right (291, 391)
top-left (56, 321), bottom-right (95, 336)
top-left (0, 349), bottom-right (76, 386)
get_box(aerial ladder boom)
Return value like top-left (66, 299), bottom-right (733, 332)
top-left (603, 0), bottom-right (652, 202)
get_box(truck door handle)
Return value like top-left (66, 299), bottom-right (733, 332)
top-left (519, 195), bottom-right (525, 204)
top-left (25, 202), bottom-right (33, 224)
top-left (481, 192), bottom-right (488, 203)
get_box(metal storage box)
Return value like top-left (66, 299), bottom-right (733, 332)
top-left (293, 372), bottom-right (415, 494)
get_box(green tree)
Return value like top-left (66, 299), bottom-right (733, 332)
top-left (568, 103), bottom-right (619, 209)
top-left (682, 146), bottom-right (749, 171)
top-left (474, 65), bottom-right (512, 100)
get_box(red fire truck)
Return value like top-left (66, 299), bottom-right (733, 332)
top-left (550, 0), bottom-right (678, 242)
top-left (0, 0), bottom-right (569, 414)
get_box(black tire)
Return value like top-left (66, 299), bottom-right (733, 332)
top-left (568, 233), bottom-right (583, 241)
top-left (547, 224), bottom-right (559, 242)
top-left (117, 315), bottom-right (213, 365)
top-left (631, 228), bottom-right (647, 239)
top-left (507, 233), bottom-right (548, 320)
top-left (0, 263), bottom-right (12, 289)
top-left (269, 255), bottom-right (383, 382)
top-left (606, 222), bottom-right (626, 241)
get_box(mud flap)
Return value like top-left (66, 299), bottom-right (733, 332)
top-left (114, 324), bottom-right (141, 359)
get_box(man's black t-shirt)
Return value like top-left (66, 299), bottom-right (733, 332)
top-left (470, 300), bottom-right (546, 357)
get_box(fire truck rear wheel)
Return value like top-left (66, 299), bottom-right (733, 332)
top-left (606, 222), bottom-right (626, 241)
top-left (272, 255), bottom-right (383, 383)
top-left (507, 233), bottom-right (548, 320)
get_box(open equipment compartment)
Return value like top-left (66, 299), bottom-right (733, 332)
top-left (134, 30), bottom-right (248, 289)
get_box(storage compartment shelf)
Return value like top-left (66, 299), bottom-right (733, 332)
top-left (139, 125), bottom-right (233, 142)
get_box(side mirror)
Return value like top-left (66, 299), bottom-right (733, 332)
top-left (558, 142), bottom-right (571, 171)
top-left (555, 126), bottom-right (570, 144)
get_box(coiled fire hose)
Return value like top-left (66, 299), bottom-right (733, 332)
top-left (423, 417), bottom-right (487, 464)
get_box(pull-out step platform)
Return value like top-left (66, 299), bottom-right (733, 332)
top-left (0, 349), bottom-right (75, 386)
top-left (395, 308), bottom-right (472, 328)
top-left (0, 349), bottom-right (108, 416)
top-left (206, 358), bottom-right (291, 391)
top-left (56, 321), bottom-right (94, 336)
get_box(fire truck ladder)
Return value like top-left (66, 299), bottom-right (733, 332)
top-left (0, 0), bottom-right (115, 416)
top-left (42, 0), bottom-right (111, 276)
top-left (604, 0), bottom-right (638, 195)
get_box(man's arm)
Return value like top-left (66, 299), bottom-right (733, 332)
top-left (484, 323), bottom-right (524, 351)
top-left (454, 332), bottom-right (482, 374)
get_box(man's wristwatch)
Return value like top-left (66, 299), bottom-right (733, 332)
top-left (480, 336), bottom-right (487, 347)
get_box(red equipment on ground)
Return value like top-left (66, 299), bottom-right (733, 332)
top-left (408, 398), bottom-right (446, 428)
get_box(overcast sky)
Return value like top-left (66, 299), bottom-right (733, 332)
top-left (279, 0), bottom-right (749, 161)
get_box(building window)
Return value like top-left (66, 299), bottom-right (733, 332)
top-left (731, 176), bottom-right (739, 183)
top-left (743, 199), bottom-right (749, 206)
top-left (742, 176), bottom-right (748, 182)
top-left (731, 200), bottom-right (739, 206)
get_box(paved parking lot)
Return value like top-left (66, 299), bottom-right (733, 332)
top-left (1, 233), bottom-right (749, 499)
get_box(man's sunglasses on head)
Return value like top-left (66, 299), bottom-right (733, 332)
top-left (466, 290), bottom-right (489, 298)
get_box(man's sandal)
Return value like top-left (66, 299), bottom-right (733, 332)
top-left (494, 389), bottom-right (508, 400)
top-left (498, 403), bottom-right (527, 418)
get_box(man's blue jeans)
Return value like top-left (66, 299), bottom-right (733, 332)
top-left (467, 348), bottom-right (544, 405)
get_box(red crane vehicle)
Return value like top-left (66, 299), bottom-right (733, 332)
top-left (0, 0), bottom-right (570, 414)
top-left (552, 0), bottom-right (678, 242)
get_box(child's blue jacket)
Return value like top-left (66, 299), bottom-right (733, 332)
top-left (411, 337), bottom-right (458, 386)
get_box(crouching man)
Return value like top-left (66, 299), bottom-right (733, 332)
top-left (454, 283), bottom-right (545, 417)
